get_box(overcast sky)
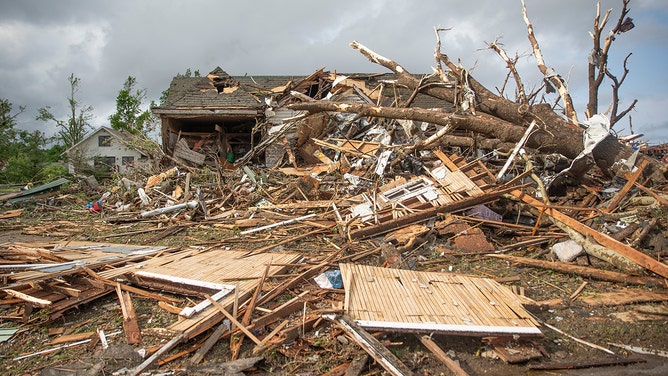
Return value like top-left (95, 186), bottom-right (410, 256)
top-left (1, 0), bottom-right (667, 145)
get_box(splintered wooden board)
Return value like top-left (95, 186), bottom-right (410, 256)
top-left (1, 241), bottom-right (169, 283)
top-left (340, 263), bottom-right (541, 336)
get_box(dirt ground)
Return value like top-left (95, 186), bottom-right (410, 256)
top-left (1, 199), bottom-right (667, 376)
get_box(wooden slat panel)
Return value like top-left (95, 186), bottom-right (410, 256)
top-left (341, 264), bottom-right (541, 336)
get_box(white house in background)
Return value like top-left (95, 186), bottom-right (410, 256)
top-left (63, 126), bottom-right (147, 174)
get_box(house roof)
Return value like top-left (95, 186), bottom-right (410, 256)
top-left (153, 67), bottom-right (449, 115)
top-left (157, 67), bottom-right (306, 111)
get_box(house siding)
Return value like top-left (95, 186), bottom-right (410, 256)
top-left (65, 128), bottom-right (144, 174)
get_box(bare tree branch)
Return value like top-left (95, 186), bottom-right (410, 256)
top-left (487, 38), bottom-right (528, 103)
top-left (607, 53), bottom-right (638, 125)
top-left (586, 0), bottom-right (633, 119)
top-left (521, 0), bottom-right (578, 125)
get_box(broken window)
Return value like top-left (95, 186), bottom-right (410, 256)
top-left (94, 156), bottom-right (116, 170)
top-left (98, 135), bottom-right (112, 147)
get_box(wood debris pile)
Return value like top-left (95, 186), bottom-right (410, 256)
top-left (1, 2), bottom-right (667, 374)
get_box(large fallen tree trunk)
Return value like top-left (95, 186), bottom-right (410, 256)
top-left (336, 41), bottom-right (664, 182)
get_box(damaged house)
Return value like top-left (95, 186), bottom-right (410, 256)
top-left (151, 67), bottom-right (449, 169)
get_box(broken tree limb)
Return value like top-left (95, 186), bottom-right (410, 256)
top-left (551, 220), bottom-right (643, 274)
top-left (497, 120), bottom-right (536, 180)
top-left (521, 0), bottom-right (578, 125)
top-left (631, 217), bottom-right (659, 249)
top-left (349, 40), bottom-right (663, 182)
top-left (488, 38), bottom-right (527, 103)
top-left (186, 356), bottom-right (265, 375)
top-left (287, 101), bottom-right (527, 151)
top-left (487, 254), bottom-right (665, 287)
top-left (633, 182), bottom-right (668, 207)
top-left (510, 189), bottom-right (668, 279)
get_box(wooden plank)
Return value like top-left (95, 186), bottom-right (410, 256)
top-left (174, 138), bottom-right (205, 165)
top-left (188, 322), bottom-right (228, 365)
top-left (487, 254), bottom-right (665, 286)
top-left (579, 290), bottom-right (668, 306)
top-left (46, 283), bottom-right (81, 298)
top-left (336, 315), bottom-right (414, 376)
top-left (49, 332), bottom-right (96, 345)
top-left (4, 289), bottom-right (51, 307)
top-left (129, 333), bottom-right (185, 376)
top-left (605, 159), bottom-right (648, 212)
top-left (528, 358), bottom-right (645, 370)
top-left (116, 283), bottom-right (142, 344)
top-left (418, 335), bottom-right (469, 376)
top-left (84, 268), bottom-right (182, 304)
top-left (349, 185), bottom-right (517, 240)
top-left (510, 189), bottom-right (668, 279)
top-left (205, 295), bottom-right (262, 345)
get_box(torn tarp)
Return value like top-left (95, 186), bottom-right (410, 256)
top-left (547, 114), bottom-right (612, 195)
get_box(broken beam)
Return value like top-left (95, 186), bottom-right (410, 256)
top-left (510, 189), bottom-right (668, 279)
top-left (333, 315), bottom-right (414, 376)
top-left (604, 159), bottom-right (648, 213)
top-left (487, 254), bottom-right (666, 287)
top-left (418, 335), bottom-right (469, 376)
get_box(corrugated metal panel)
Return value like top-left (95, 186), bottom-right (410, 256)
top-left (0, 327), bottom-right (18, 343)
top-left (7, 178), bottom-right (70, 204)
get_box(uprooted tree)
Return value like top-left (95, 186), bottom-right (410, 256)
top-left (288, 0), bottom-right (663, 185)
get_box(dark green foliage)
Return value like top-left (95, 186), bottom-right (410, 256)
top-left (109, 76), bottom-right (153, 135)
top-left (1, 99), bottom-right (67, 184)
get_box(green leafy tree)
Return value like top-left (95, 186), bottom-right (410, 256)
top-left (109, 76), bottom-right (153, 135)
top-left (36, 73), bottom-right (93, 148)
top-left (0, 98), bottom-right (23, 165)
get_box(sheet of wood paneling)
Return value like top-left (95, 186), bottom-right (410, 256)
top-left (341, 263), bottom-right (540, 335)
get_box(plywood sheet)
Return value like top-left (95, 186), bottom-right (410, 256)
top-left (340, 263), bottom-right (541, 336)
